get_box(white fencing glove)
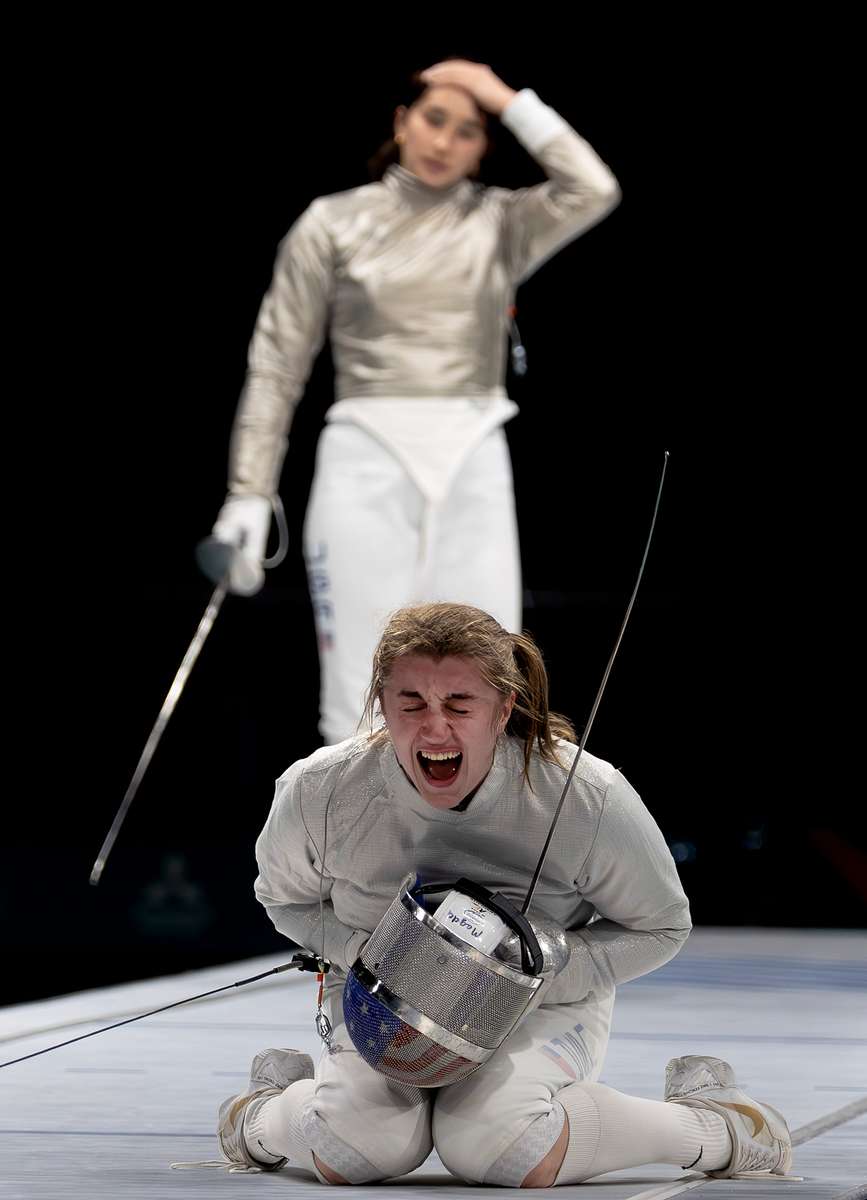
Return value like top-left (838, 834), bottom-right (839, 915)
top-left (196, 494), bottom-right (272, 596)
top-left (492, 908), bottom-right (570, 1013)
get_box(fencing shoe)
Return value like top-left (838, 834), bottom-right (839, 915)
top-left (217, 1047), bottom-right (314, 1170)
top-left (665, 1055), bottom-right (793, 1178)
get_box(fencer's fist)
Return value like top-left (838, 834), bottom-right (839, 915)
top-left (196, 494), bottom-right (271, 596)
top-left (494, 908), bottom-right (570, 981)
top-left (493, 907), bottom-right (571, 1013)
top-left (419, 61), bottom-right (517, 116)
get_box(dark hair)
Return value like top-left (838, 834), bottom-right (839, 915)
top-left (368, 67), bottom-right (499, 182)
top-left (362, 602), bottom-right (576, 781)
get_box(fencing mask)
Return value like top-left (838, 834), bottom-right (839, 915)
top-left (342, 875), bottom-right (546, 1087)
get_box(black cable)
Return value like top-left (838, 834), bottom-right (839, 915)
top-left (1, 954), bottom-right (328, 1069)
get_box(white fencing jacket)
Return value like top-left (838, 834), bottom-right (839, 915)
top-left (254, 734), bottom-right (691, 1006)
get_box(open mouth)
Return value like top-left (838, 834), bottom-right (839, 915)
top-left (417, 749), bottom-right (462, 783)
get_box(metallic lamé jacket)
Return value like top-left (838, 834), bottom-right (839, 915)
top-left (228, 89), bottom-right (621, 496)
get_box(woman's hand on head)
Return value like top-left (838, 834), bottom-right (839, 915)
top-left (419, 60), bottom-right (517, 116)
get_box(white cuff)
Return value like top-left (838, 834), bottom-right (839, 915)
top-left (501, 88), bottom-right (569, 155)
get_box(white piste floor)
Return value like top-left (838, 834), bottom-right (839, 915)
top-left (1, 928), bottom-right (865, 1200)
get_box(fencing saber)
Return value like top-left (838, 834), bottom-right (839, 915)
top-left (89, 496), bottom-right (291, 886)
top-left (522, 449), bottom-right (669, 913)
top-left (89, 581), bottom-right (228, 886)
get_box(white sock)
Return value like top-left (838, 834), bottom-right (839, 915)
top-left (243, 1079), bottom-right (317, 1171)
top-left (557, 1082), bottom-right (732, 1183)
top-left (243, 1078), bottom-right (382, 1184)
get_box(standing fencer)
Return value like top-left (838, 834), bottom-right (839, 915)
top-left (198, 59), bottom-right (621, 743)
top-left (216, 603), bottom-right (793, 1185)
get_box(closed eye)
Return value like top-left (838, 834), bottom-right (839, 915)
top-left (401, 705), bottom-right (469, 715)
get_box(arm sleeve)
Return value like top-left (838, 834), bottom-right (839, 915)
top-left (253, 762), bottom-right (369, 974)
top-left (228, 199), bottom-right (334, 497)
top-left (543, 771), bottom-right (692, 1004)
top-left (499, 89), bottom-right (621, 285)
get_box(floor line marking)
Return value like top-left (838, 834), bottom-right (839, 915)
top-left (624, 1095), bottom-right (867, 1200)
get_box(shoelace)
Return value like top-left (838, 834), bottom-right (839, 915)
top-left (733, 1141), bottom-right (783, 1174)
top-left (729, 1169), bottom-right (796, 1181)
top-left (170, 1159), bottom-right (264, 1173)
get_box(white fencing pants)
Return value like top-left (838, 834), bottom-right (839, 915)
top-left (245, 980), bottom-right (730, 1184)
top-left (303, 422), bottom-right (521, 744)
top-left (245, 977), bottom-right (612, 1184)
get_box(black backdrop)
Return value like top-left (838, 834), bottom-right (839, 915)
top-left (7, 25), bottom-right (862, 1006)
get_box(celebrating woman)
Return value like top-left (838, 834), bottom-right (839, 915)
top-left (217, 602), bottom-right (793, 1184)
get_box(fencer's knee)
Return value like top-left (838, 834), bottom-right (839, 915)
top-left (302, 1100), bottom-right (432, 1185)
top-left (370, 1137), bottom-right (432, 1182)
top-left (434, 1086), bottom-right (571, 1186)
top-left (433, 1135), bottom-right (488, 1184)
top-left (310, 1121), bottom-right (431, 1184)
top-left (313, 1145), bottom-right (428, 1187)
top-left (437, 1107), bottom-right (568, 1188)
top-left (432, 1107), bottom-right (510, 1183)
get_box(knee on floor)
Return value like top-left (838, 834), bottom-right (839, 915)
top-left (434, 1098), bottom-right (571, 1187)
top-left (314, 1140), bottom-right (431, 1185)
top-left (305, 1106), bottom-right (432, 1185)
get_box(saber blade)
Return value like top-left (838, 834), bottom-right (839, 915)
top-left (89, 582), bottom-right (228, 886)
top-left (523, 450), bottom-right (670, 914)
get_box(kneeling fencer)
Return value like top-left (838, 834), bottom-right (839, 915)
top-left (218, 603), bottom-right (793, 1184)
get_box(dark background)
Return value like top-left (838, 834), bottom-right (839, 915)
top-left (7, 25), bottom-right (862, 1007)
